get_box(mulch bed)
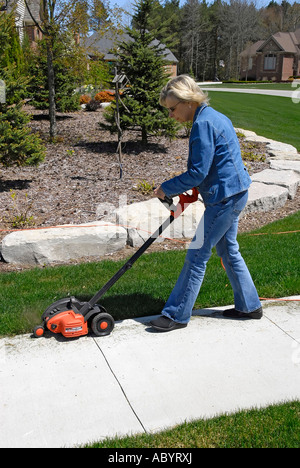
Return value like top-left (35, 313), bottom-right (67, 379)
top-left (0, 105), bottom-right (299, 271)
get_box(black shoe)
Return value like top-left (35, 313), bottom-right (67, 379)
top-left (150, 316), bottom-right (188, 332)
top-left (223, 307), bottom-right (263, 320)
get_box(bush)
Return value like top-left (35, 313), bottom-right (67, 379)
top-left (0, 12), bottom-right (45, 169)
top-left (27, 39), bottom-right (80, 112)
top-left (94, 90), bottom-right (115, 103)
top-left (85, 99), bottom-right (101, 111)
top-left (101, 0), bottom-right (179, 144)
top-left (80, 94), bottom-right (91, 104)
top-left (0, 103), bottom-right (45, 167)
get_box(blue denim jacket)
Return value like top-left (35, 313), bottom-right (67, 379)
top-left (161, 105), bottom-right (251, 205)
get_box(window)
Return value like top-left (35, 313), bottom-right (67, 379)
top-left (264, 54), bottom-right (276, 70)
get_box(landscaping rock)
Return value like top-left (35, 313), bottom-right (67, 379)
top-left (235, 128), bottom-right (270, 144)
top-left (269, 159), bottom-right (300, 174)
top-left (235, 128), bottom-right (299, 161)
top-left (100, 102), bottom-right (111, 108)
top-left (266, 141), bottom-right (299, 160)
top-left (243, 182), bottom-right (288, 214)
top-left (251, 169), bottom-right (300, 199)
top-left (1, 222), bottom-right (127, 266)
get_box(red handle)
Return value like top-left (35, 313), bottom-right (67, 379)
top-left (172, 187), bottom-right (199, 219)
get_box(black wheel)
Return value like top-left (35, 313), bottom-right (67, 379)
top-left (91, 312), bottom-right (115, 337)
top-left (33, 324), bottom-right (45, 338)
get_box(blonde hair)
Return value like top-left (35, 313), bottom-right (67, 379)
top-left (160, 75), bottom-right (209, 107)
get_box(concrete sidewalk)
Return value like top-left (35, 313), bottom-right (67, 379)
top-left (0, 297), bottom-right (299, 448)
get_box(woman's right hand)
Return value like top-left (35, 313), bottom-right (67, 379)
top-left (153, 185), bottom-right (166, 200)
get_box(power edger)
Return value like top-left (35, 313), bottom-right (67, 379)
top-left (33, 189), bottom-right (199, 339)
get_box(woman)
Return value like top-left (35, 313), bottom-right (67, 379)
top-left (150, 75), bottom-right (262, 332)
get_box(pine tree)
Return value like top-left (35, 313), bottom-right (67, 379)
top-left (103, 0), bottom-right (178, 144)
top-left (0, 11), bottom-right (45, 168)
top-left (27, 38), bottom-right (80, 113)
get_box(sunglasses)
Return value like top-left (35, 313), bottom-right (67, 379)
top-left (167, 101), bottom-right (181, 113)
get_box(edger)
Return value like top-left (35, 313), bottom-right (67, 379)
top-left (33, 189), bottom-right (199, 339)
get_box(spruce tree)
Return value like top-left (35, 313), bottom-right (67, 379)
top-left (0, 11), bottom-right (45, 168)
top-left (103, 0), bottom-right (178, 144)
top-left (27, 38), bottom-right (80, 113)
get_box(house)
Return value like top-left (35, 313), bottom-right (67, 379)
top-left (84, 30), bottom-right (178, 77)
top-left (22, 0), bottom-right (43, 44)
top-left (3, 0), bottom-right (42, 44)
top-left (2, 0), bottom-right (25, 42)
top-left (240, 28), bottom-right (300, 81)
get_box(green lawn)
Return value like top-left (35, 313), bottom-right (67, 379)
top-left (84, 400), bottom-right (300, 448)
top-left (0, 211), bottom-right (299, 337)
top-left (206, 91), bottom-right (300, 151)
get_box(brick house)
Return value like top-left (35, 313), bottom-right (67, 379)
top-left (22, 0), bottom-right (43, 45)
top-left (240, 28), bottom-right (300, 81)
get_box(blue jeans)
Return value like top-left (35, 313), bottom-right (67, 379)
top-left (162, 191), bottom-right (261, 324)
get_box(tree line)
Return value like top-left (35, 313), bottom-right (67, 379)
top-left (1, 0), bottom-right (299, 168)
top-left (147, 0), bottom-right (300, 81)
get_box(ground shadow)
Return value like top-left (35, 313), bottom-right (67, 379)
top-left (192, 308), bottom-right (257, 321)
top-left (49, 292), bottom-right (165, 323)
top-left (77, 293), bottom-right (165, 322)
top-left (0, 179), bottom-right (32, 193)
top-left (31, 114), bottom-right (75, 121)
top-left (75, 140), bottom-right (168, 156)
top-left (192, 308), bottom-right (225, 318)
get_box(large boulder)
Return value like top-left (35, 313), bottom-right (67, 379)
top-left (102, 197), bottom-right (205, 247)
top-left (269, 160), bottom-right (300, 175)
top-left (1, 222), bottom-right (127, 266)
top-left (266, 140), bottom-right (299, 160)
top-left (251, 169), bottom-right (300, 199)
top-left (243, 182), bottom-right (288, 214)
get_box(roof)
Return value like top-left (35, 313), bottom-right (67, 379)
top-left (273, 29), bottom-right (300, 54)
top-left (240, 40), bottom-right (264, 57)
top-left (241, 28), bottom-right (300, 57)
top-left (84, 30), bottom-right (178, 63)
top-left (258, 29), bottom-right (300, 54)
top-left (23, 0), bottom-right (42, 23)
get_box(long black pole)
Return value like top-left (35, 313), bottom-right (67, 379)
top-left (79, 212), bottom-right (175, 315)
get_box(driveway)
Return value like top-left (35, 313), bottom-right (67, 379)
top-left (199, 86), bottom-right (297, 99)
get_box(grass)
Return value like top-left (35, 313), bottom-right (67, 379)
top-left (207, 91), bottom-right (300, 151)
top-left (0, 211), bottom-right (299, 337)
top-left (1, 214), bottom-right (299, 449)
top-left (83, 400), bottom-right (300, 448)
